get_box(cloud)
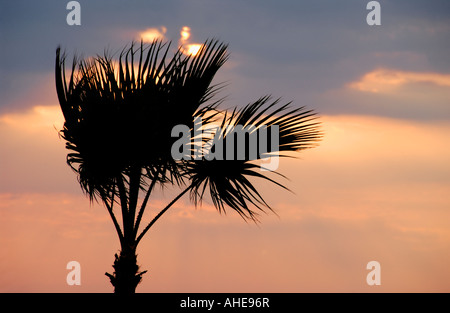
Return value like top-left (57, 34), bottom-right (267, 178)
top-left (348, 68), bottom-right (450, 93)
top-left (1, 112), bottom-right (450, 291)
top-left (0, 105), bottom-right (76, 193)
top-left (2, 187), bottom-right (450, 292)
top-left (138, 26), bottom-right (167, 42)
top-left (0, 105), bottom-right (64, 132)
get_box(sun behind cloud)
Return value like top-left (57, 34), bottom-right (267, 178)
top-left (137, 26), bottom-right (203, 56)
top-left (179, 26), bottom-right (203, 56)
top-left (180, 26), bottom-right (191, 42)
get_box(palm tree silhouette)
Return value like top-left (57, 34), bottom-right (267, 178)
top-left (55, 39), bottom-right (321, 293)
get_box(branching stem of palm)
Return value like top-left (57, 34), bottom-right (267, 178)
top-left (116, 175), bottom-right (130, 239)
top-left (133, 172), bottom-right (159, 240)
top-left (128, 166), bottom-right (141, 241)
top-left (135, 185), bottom-right (192, 246)
top-left (101, 189), bottom-right (124, 246)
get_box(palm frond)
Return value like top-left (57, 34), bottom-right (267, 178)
top-left (184, 96), bottom-right (322, 222)
top-left (55, 39), bottom-right (229, 201)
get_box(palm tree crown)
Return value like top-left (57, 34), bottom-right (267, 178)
top-left (55, 39), bottom-right (321, 293)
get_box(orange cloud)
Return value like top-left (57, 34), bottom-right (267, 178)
top-left (2, 105), bottom-right (450, 292)
top-left (0, 105), bottom-right (64, 132)
top-left (348, 68), bottom-right (450, 93)
top-left (139, 26), bottom-right (167, 42)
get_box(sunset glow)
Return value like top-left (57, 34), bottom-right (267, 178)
top-left (348, 68), bottom-right (450, 93)
top-left (2, 1), bottom-right (450, 293)
top-left (180, 26), bottom-right (191, 42)
top-left (139, 26), bottom-right (167, 42)
top-left (185, 44), bottom-right (203, 56)
top-left (2, 110), bottom-right (450, 292)
top-left (178, 26), bottom-right (203, 56)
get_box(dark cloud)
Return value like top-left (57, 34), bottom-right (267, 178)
top-left (1, 0), bottom-right (449, 119)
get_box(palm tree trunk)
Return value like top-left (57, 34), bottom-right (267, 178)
top-left (105, 244), bottom-right (147, 294)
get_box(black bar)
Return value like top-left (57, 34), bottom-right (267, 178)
top-left (0, 293), bottom-right (446, 311)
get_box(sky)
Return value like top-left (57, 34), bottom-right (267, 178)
top-left (1, 0), bottom-right (450, 292)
